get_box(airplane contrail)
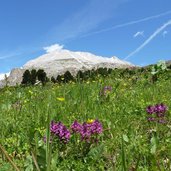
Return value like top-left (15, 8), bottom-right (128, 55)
top-left (0, 52), bottom-right (21, 60)
top-left (124, 19), bottom-right (171, 60)
top-left (81, 10), bottom-right (171, 38)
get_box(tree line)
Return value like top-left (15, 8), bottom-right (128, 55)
top-left (21, 67), bottom-right (114, 85)
top-left (21, 63), bottom-right (171, 86)
top-left (21, 69), bottom-right (47, 85)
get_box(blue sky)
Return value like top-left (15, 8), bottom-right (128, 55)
top-left (0, 0), bottom-right (171, 75)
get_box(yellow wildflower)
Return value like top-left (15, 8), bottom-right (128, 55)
top-left (57, 97), bottom-right (65, 101)
top-left (87, 119), bottom-right (94, 124)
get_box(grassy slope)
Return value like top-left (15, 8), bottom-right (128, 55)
top-left (0, 70), bottom-right (171, 170)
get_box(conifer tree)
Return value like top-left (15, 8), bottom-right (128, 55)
top-left (51, 76), bottom-right (56, 83)
top-left (21, 70), bottom-right (31, 85)
top-left (30, 69), bottom-right (37, 85)
top-left (37, 69), bottom-right (47, 85)
top-left (64, 71), bottom-right (74, 83)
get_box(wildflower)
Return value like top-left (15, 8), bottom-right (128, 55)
top-left (87, 119), bottom-right (94, 124)
top-left (146, 103), bottom-right (168, 124)
top-left (81, 120), bottom-right (103, 142)
top-left (146, 105), bottom-right (155, 114)
top-left (91, 120), bottom-right (103, 134)
top-left (57, 97), bottom-right (65, 102)
top-left (146, 103), bottom-right (168, 115)
top-left (80, 122), bottom-right (91, 141)
top-left (71, 119), bottom-right (103, 143)
top-left (50, 121), bottom-right (70, 143)
top-left (71, 120), bottom-right (82, 133)
top-left (154, 103), bottom-right (167, 114)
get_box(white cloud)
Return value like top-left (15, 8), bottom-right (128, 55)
top-left (0, 72), bottom-right (10, 80)
top-left (133, 31), bottom-right (144, 38)
top-left (43, 44), bottom-right (64, 53)
top-left (162, 30), bottom-right (168, 37)
top-left (124, 19), bottom-right (171, 60)
top-left (82, 10), bottom-right (171, 38)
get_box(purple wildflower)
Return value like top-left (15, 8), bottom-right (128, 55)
top-left (154, 103), bottom-right (167, 114)
top-left (45, 119), bottom-right (103, 144)
top-left (50, 121), bottom-right (71, 143)
top-left (90, 120), bottom-right (103, 134)
top-left (146, 105), bottom-right (155, 114)
top-left (146, 103), bottom-right (168, 123)
top-left (71, 120), bottom-right (83, 133)
top-left (71, 119), bottom-right (103, 142)
top-left (80, 122), bottom-right (92, 142)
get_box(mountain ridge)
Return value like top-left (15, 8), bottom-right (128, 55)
top-left (0, 49), bottom-right (134, 87)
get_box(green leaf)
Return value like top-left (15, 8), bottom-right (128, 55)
top-left (123, 134), bottom-right (129, 143)
top-left (51, 153), bottom-right (58, 170)
top-left (87, 144), bottom-right (104, 160)
top-left (25, 165), bottom-right (33, 171)
top-left (24, 155), bottom-right (34, 171)
top-left (150, 135), bottom-right (157, 155)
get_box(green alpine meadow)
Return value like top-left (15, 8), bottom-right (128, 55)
top-left (0, 62), bottom-right (171, 171)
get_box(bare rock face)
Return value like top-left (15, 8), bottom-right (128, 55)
top-left (23, 49), bottom-right (133, 76)
top-left (0, 49), bottom-right (134, 87)
top-left (7, 68), bottom-right (25, 86)
top-left (0, 68), bottom-right (25, 88)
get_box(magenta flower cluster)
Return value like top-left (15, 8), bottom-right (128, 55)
top-left (50, 121), bottom-right (71, 143)
top-left (146, 103), bottom-right (168, 124)
top-left (44, 120), bottom-right (103, 144)
top-left (71, 120), bottom-right (103, 142)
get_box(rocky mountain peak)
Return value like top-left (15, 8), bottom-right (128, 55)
top-left (0, 49), bottom-right (134, 87)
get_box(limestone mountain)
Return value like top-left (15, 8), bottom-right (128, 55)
top-left (0, 49), bottom-right (134, 87)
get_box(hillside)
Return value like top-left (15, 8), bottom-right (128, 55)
top-left (0, 68), bottom-right (171, 170)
